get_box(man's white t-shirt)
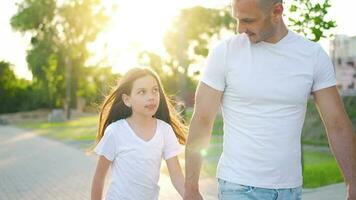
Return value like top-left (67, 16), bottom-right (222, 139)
top-left (201, 31), bottom-right (336, 189)
top-left (95, 118), bottom-right (182, 200)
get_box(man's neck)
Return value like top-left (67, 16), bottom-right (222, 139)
top-left (264, 21), bottom-right (288, 44)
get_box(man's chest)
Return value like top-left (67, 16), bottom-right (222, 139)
top-left (225, 52), bottom-right (314, 105)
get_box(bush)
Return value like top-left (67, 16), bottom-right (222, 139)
top-left (302, 96), bottom-right (356, 145)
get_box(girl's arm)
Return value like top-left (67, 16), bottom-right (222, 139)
top-left (166, 156), bottom-right (185, 197)
top-left (91, 156), bottom-right (112, 200)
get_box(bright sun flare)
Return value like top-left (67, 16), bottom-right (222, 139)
top-left (91, 0), bottom-right (184, 74)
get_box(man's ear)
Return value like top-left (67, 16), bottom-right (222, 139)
top-left (122, 94), bottom-right (131, 107)
top-left (272, 3), bottom-right (283, 19)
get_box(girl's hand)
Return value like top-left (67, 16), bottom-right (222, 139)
top-left (166, 156), bottom-right (185, 197)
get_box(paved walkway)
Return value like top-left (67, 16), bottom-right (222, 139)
top-left (0, 126), bottom-right (95, 199)
top-left (0, 126), bottom-right (346, 199)
top-left (303, 183), bottom-right (346, 200)
top-left (0, 125), bottom-right (216, 200)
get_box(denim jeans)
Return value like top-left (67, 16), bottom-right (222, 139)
top-left (218, 179), bottom-right (302, 200)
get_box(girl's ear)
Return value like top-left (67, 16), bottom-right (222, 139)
top-left (122, 94), bottom-right (131, 108)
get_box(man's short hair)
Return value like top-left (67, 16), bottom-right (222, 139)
top-left (259, 0), bottom-right (283, 10)
top-left (232, 0), bottom-right (283, 12)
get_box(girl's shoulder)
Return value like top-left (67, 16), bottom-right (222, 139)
top-left (156, 118), bottom-right (166, 126)
top-left (156, 119), bottom-right (173, 132)
top-left (105, 119), bottom-right (126, 133)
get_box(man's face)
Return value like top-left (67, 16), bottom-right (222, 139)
top-left (233, 0), bottom-right (276, 43)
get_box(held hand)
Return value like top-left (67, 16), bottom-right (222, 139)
top-left (183, 190), bottom-right (203, 200)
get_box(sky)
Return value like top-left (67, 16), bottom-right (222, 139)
top-left (1, 0), bottom-right (356, 80)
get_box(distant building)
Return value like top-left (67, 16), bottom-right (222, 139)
top-left (330, 35), bottom-right (356, 95)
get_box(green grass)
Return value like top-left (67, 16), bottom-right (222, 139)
top-left (184, 109), bottom-right (224, 135)
top-left (15, 115), bottom-right (98, 142)
top-left (14, 111), bottom-right (344, 188)
top-left (303, 152), bottom-right (343, 188)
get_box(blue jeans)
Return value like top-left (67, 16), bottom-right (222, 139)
top-left (218, 179), bottom-right (302, 200)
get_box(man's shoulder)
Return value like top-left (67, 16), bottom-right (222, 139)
top-left (289, 31), bottom-right (322, 52)
top-left (209, 34), bottom-right (248, 55)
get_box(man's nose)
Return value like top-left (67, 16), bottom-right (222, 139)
top-left (237, 23), bottom-right (246, 34)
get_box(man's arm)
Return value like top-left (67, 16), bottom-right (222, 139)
top-left (313, 86), bottom-right (356, 199)
top-left (184, 82), bottom-right (223, 200)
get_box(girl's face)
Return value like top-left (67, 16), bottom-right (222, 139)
top-left (123, 75), bottom-right (160, 118)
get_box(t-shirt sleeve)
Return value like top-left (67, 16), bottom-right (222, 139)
top-left (163, 125), bottom-right (183, 160)
top-left (94, 126), bottom-right (118, 161)
top-left (200, 41), bottom-right (228, 91)
top-left (311, 47), bottom-right (337, 92)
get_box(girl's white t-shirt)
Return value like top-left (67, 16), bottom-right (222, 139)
top-left (95, 118), bottom-right (182, 200)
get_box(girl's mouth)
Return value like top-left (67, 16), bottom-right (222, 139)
top-left (145, 104), bottom-right (157, 110)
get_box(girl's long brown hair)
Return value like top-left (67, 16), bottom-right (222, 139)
top-left (95, 67), bottom-right (187, 146)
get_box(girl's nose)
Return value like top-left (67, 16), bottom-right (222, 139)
top-left (147, 92), bottom-right (156, 100)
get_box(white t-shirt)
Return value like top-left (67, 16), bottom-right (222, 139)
top-left (201, 31), bottom-right (336, 189)
top-left (95, 118), bottom-right (182, 200)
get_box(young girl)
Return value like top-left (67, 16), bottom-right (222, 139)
top-left (91, 67), bottom-right (187, 200)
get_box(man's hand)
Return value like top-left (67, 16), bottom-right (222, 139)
top-left (347, 182), bottom-right (356, 200)
top-left (183, 189), bottom-right (203, 200)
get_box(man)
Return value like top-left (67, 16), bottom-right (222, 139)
top-left (184, 0), bottom-right (356, 199)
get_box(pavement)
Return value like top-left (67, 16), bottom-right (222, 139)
top-left (0, 125), bottom-right (347, 200)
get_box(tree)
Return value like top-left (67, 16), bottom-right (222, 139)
top-left (0, 61), bottom-right (34, 113)
top-left (142, 6), bottom-right (235, 103)
top-left (78, 65), bottom-right (119, 108)
top-left (165, 6), bottom-right (234, 99)
top-left (11, 0), bottom-right (108, 112)
top-left (287, 0), bottom-right (336, 42)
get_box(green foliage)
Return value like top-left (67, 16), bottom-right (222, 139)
top-left (139, 6), bottom-right (234, 101)
top-left (287, 0), bottom-right (336, 42)
top-left (77, 66), bottom-right (119, 108)
top-left (0, 61), bottom-right (37, 113)
top-left (0, 61), bottom-right (18, 94)
top-left (344, 96), bottom-right (356, 120)
top-left (10, 0), bottom-right (108, 109)
top-left (302, 96), bottom-right (356, 145)
top-left (164, 6), bottom-right (234, 60)
top-left (302, 96), bottom-right (356, 146)
top-left (163, 6), bottom-right (234, 79)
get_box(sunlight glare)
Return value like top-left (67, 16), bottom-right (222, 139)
top-left (98, 0), bottom-right (182, 74)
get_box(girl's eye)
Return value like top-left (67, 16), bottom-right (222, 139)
top-left (138, 90), bottom-right (145, 95)
top-left (153, 88), bottom-right (159, 93)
